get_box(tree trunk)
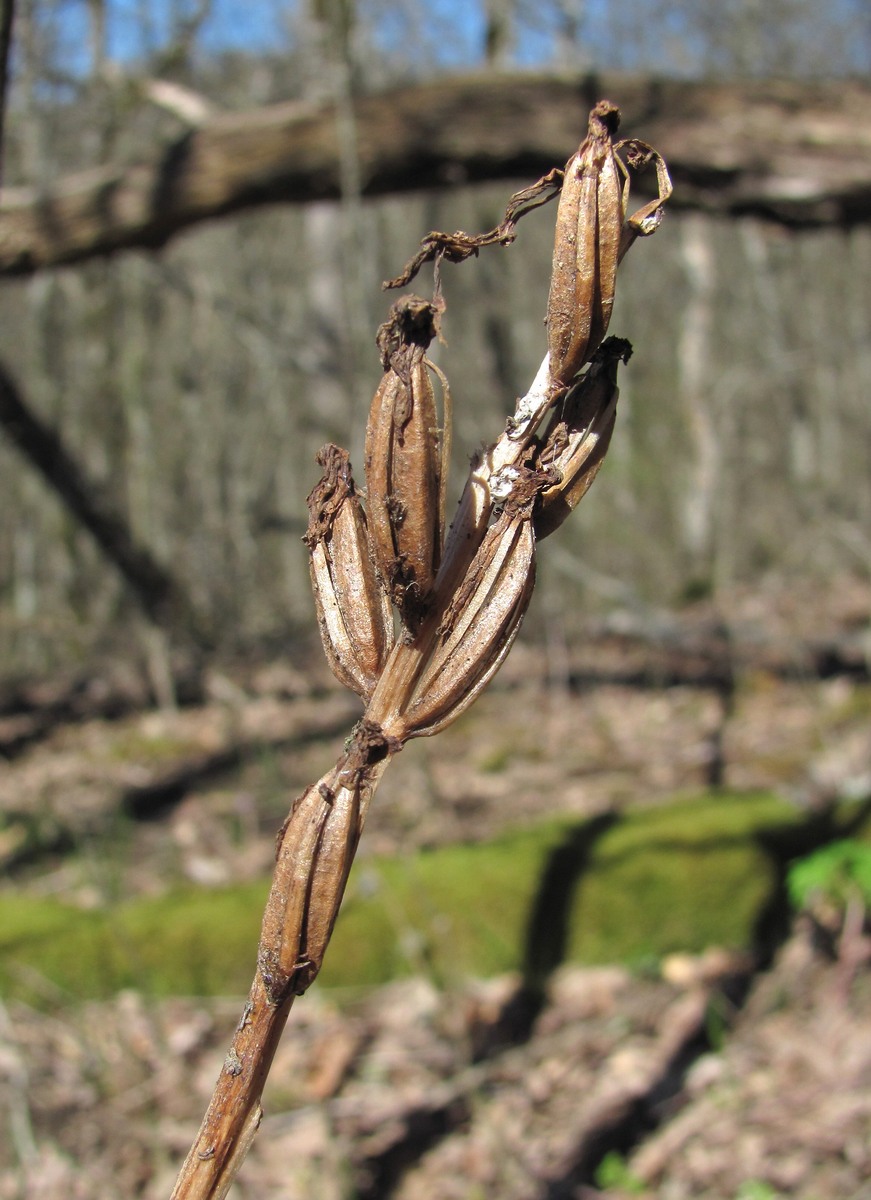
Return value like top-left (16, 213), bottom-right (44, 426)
top-left (0, 359), bottom-right (213, 648)
top-left (0, 0), bottom-right (14, 188)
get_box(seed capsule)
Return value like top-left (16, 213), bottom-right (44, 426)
top-left (404, 510), bottom-right (536, 737)
top-left (365, 295), bottom-right (450, 628)
top-left (258, 768), bottom-right (341, 1004)
top-left (257, 721), bottom-right (398, 1003)
top-left (535, 338), bottom-right (630, 540)
top-left (547, 100), bottom-right (626, 389)
top-left (257, 766), bottom-right (363, 1002)
top-left (305, 444), bottom-right (394, 701)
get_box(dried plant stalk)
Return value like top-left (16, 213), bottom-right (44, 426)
top-left (171, 101), bottom-right (670, 1200)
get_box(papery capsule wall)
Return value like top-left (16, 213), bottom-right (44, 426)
top-left (365, 295), bottom-right (449, 627)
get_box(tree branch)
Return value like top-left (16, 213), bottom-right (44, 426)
top-left (1, 73), bottom-right (870, 275)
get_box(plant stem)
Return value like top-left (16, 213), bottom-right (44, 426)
top-left (169, 974), bottom-right (294, 1200)
top-left (171, 751), bottom-right (393, 1199)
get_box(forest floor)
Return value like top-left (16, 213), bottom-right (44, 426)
top-left (0, 574), bottom-right (870, 1199)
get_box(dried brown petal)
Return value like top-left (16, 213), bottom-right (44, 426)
top-left (365, 295), bottom-right (450, 626)
top-left (404, 512), bottom-right (536, 737)
top-left (305, 444), bottom-right (394, 700)
top-left (616, 138), bottom-right (673, 260)
top-left (535, 338), bottom-right (630, 539)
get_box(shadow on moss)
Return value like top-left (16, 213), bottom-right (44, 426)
top-left (2, 791), bottom-right (869, 1007)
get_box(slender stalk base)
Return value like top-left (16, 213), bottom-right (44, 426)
top-left (170, 976), bottom-right (295, 1200)
top-left (171, 745), bottom-right (394, 1200)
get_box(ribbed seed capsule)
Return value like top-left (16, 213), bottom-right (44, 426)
top-left (305, 444), bottom-right (394, 701)
top-left (258, 766), bottom-right (342, 1005)
top-left (276, 772), bottom-right (363, 1000)
top-left (404, 511), bottom-right (536, 737)
top-left (365, 295), bottom-right (450, 627)
top-left (547, 100), bottom-right (626, 388)
top-left (535, 338), bottom-right (630, 540)
top-left (257, 766), bottom-right (364, 1004)
top-left (257, 720), bottom-right (398, 1004)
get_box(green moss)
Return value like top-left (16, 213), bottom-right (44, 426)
top-left (594, 1150), bottom-right (646, 1193)
top-left (1, 791), bottom-right (866, 1005)
top-left (325, 793), bottom-right (804, 986)
top-left (0, 897), bottom-right (124, 1001)
top-left (736, 1183), bottom-right (781, 1200)
top-left (321, 820), bottom-right (569, 988)
top-left (114, 880), bottom-right (269, 995)
top-left (568, 795), bottom-right (784, 964)
top-left (103, 730), bottom-right (204, 765)
top-left (0, 882), bottom-right (268, 1004)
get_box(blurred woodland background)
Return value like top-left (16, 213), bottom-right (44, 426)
top-left (2, 4), bottom-right (871, 1198)
top-left (0, 0), bottom-right (870, 692)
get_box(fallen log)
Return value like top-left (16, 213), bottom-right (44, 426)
top-left (2, 74), bottom-right (870, 275)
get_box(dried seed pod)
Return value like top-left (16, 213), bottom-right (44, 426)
top-left (257, 767), bottom-right (362, 1003)
top-left (535, 338), bottom-right (630, 540)
top-left (404, 510), bottom-right (536, 737)
top-left (298, 722), bottom-right (399, 990)
top-left (257, 721), bottom-right (398, 1003)
top-left (305, 444), bottom-right (394, 700)
top-left (257, 767), bottom-right (342, 1005)
top-left (365, 295), bottom-right (450, 627)
top-left (547, 100), bottom-right (626, 389)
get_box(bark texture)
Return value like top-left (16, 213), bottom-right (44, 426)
top-left (0, 359), bottom-right (211, 646)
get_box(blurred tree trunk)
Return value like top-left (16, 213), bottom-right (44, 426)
top-left (0, 360), bottom-right (212, 648)
top-left (306, 0), bottom-right (375, 429)
top-left (552, 1), bottom-right (587, 69)
top-left (484, 0), bottom-right (516, 67)
top-left (678, 213), bottom-right (717, 580)
top-left (0, 0), bottom-right (14, 187)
